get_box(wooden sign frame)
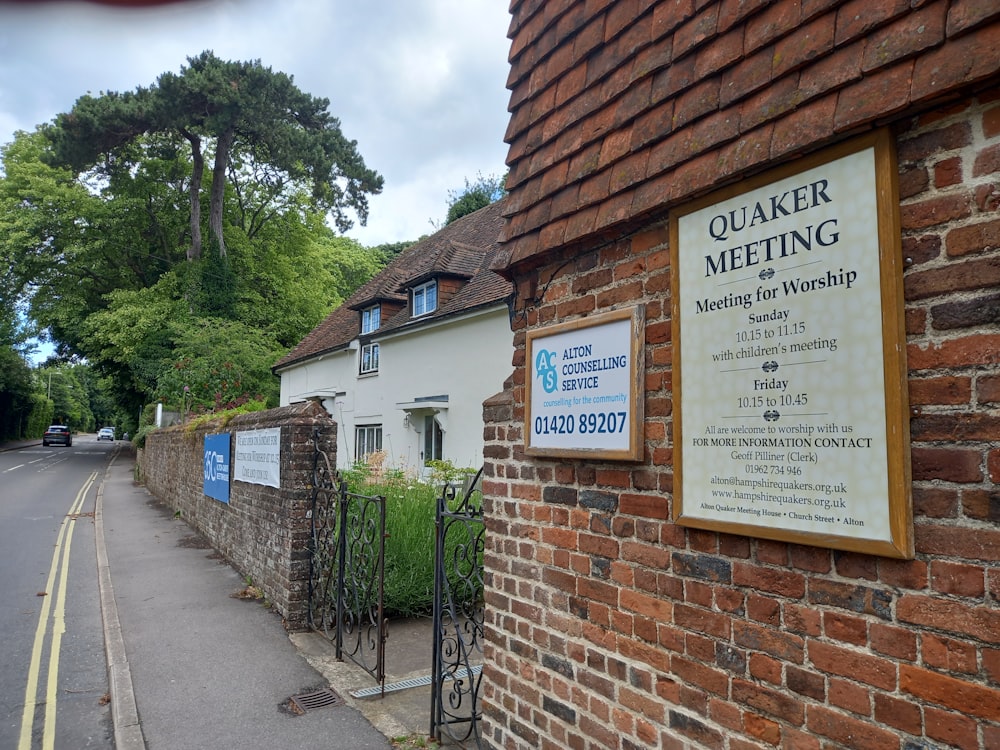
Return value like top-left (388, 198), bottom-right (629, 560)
top-left (525, 306), bottom-right (645, 461)
top-left (670, 129), bottom-right (913, 558)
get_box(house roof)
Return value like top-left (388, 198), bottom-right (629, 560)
top-left (273, 200), bottom-right (512, 372)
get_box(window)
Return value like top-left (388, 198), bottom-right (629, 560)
top-left (423, 415), bottom-right (444, 463)
top-left (355, 425), bottom-right (382, 460)
top-left (412, 280), bottom-right (437, 317)
top-left (360, 342), bottom-right (379, 374)
top-left (361, 304), bottom-right (380, 334)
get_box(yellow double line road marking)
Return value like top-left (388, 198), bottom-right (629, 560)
top-left (18, 471), bottom-right (96, 750)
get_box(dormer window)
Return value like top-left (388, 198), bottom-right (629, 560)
top-left (361, 304), bottom-right (381, 334)
top-left (412, 280), bottom-right (437, 317)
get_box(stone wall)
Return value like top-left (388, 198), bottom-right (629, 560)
top-left (140, 400), bottom-right (336, 629)
top-left (482, 96), bottom-right (1000, 750)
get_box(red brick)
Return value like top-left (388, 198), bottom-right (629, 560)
top-left (671, 655), bottom-right (729, 696)
top-left (980, 375), bottom-right (1000, 403)
top-left (906, 333), bottom-right (1000, 371)
top-left (912, 486), bottom-right (959, 518)
top-left (915, 524), bottom-right (1000, 562)
top-left (910, 447), bottom-right (983, 483)
top-left (829, 677), bottom-right (871, 715)
top-left (673, 603), bottom-right (731, 639)
top-left (874, 692), bottom-right (923, 734)
top-left (985, 103), bottom-right (1000, 138)
top-left (787, 664), bottom-right (825, 700)
top-left (900, 192), bottom-right (973, 232)
top-left (911, 412), bottom-right (1000, 442)
top-left (806, 704), bottom-right (900, 750)
top-left (809, 641), bottom-right (897, 690)
top-left (870, 622), bottom-right (918, 661)
top-left (733, 621), bottom-right (805, 663)
top-left (925, 705), bottom-right (980, 750)
top-left (990, 451), bottom-right (1000, 485)
top-left (897, 595), bottom-right (1000, 644)
top-left (732, 678), bottom-right (805, 725)
top-left (748, 653), bottom-right (782, 685)
top-left (902, 232), bottom-right (942, 264)
top-left (732, 562), bottom-right (805, 597)
top-left (930, 560), bottom-right (986, 597)
top-left (933, 155), bottom-right (963, 187)
top-left (922, 633), bottom-right (979, 674)
top-left (975, 141), bottom-right (1000, 177)
top-left (784, 602), bottom-right (822, 636)
top-left (946, 217), bottom-right (1000, 256)
top-left (823, 612), bottom-right (868, 646)
top-left (877, 558), bottom-right (929, 590)
top-left (908, 376), bottom-right (972, 406)
top-left (963, 488), bottom-right (1000, 522)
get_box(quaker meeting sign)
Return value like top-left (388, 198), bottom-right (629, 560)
top-left (203, 432), bottom-right (231, 503)
top-left (670, 130), bottom-right (913, 558)
top-left (525, 306), bottom-right (644, 460)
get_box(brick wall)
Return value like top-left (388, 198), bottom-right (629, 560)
top-left (140, 400), bottom-right (336, 629)
top-left (482, 96), bottom-right (1000, 749)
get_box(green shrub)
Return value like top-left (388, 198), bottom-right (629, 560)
top-left (346, 469), bottom-right (483, 619)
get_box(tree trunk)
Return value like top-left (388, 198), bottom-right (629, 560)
top-left (209, 127), bottom-right (235, 258)
top-left (181, 129), bottom-right (203, 261)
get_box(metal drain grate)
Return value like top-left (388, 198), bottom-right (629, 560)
top-left (289, 688), bottom-right (345, 713)
top-left (350, 665), bottom-right (482, 699)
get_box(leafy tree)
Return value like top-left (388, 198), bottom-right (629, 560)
top-left (1, 56), bottom-right (391, 430)
top-left (445, 171), bottom-right (507, 225)
top-left (46, 50), bottom-right (384, 259)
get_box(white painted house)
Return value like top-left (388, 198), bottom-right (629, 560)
top-left (273, 201), bottom-right (513, 474)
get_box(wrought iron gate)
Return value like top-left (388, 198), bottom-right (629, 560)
top-left (308, 428), bottom-right (387, 691)
top-left (430, 467), bottom-right (486, 747)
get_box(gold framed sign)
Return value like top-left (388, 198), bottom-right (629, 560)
top-left (525, 306), bottom-right (645, 461)
top-left (670, 130), bottom-right (913, 558)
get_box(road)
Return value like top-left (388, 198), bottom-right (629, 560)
top-left (0, 435), bottom-right (116, 749)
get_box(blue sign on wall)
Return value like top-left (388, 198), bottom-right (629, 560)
top-left (203, 432), bottom-right (231, 503)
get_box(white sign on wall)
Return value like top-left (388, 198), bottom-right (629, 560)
top-left (233, 427), bottom-right (281, 488)
top-left (525, 306), bottom-right (645, 460)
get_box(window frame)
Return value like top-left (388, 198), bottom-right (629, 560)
top-left (355, 424), bottom-right (383, 460)
top-left (423, 414), bottom-right (444, 464)
top-left (361, 304), bottom-right (381, 334)
top-left (360, 342), bottom-right (379, 374)
top-left (411, 280), bottom-right (438, 317)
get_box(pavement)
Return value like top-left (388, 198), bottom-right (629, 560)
top-left (6, 438), bottom-right (453, 749)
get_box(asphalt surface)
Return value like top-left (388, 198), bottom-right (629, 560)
top-left (3, 438), bottom-right (448, 749)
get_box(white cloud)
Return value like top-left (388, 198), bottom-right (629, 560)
top-left (0, 0), bottom-right (512, 246)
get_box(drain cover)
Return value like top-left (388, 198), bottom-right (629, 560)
top-left (289, 688), bottom-right (345, 713)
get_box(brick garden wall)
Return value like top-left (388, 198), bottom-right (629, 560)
top-left (481, 97), bottom-right (1000, 750)
top-left (140, 400), bottom-right (336, 630)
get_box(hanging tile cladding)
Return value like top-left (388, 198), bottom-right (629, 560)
top-left (497, 0), bottom-right (1000, 270)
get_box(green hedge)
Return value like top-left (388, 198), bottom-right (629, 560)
top-left (344, 464), bottom-right (483, 618)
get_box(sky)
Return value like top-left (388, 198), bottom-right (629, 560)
top-left (0, 0), bottom-right (514, 247)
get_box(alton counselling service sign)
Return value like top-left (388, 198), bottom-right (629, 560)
top-left (525, 306), bottom-right (644, 461)
top-left (670, 130), bottom-right (913, 558)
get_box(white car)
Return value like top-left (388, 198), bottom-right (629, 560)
top-left (97, 428), bottom-right (115, 441)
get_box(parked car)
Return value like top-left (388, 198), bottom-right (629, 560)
top-left (98, 427), bottom-right (115, 441)
top-left (43, 425), bottom-right (73, 447)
